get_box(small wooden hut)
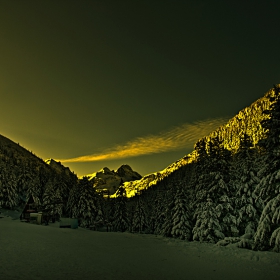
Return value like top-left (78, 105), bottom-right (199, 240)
top-left (20, 195), bottom-right (39, 222)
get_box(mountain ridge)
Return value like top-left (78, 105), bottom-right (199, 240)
top-left (114, 86), bottom-right (276, 197)
top-left (0, 134), bottom-right (78, 210)
top-left (84, 164), bottom-right (142, 194)
top-left (0, 86), bottom-right (277, 200)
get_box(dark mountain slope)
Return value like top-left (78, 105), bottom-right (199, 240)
top-left (0, 134), bottom-right (77, 211)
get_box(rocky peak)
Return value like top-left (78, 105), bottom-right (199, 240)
top-left (45, 159), bottom-right (71, 175)
top-left (100, 167), bottom-right (114, 175)
top-left (86, 164), bottom-right (142, 195)
top-left (116, 164), bottom-right (142, 180)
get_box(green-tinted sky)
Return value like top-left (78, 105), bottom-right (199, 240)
top-left (0, 0), bottom-right (279, 176)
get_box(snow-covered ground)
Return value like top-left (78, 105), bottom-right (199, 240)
top-left (1, 216), bottom-right (279, 280)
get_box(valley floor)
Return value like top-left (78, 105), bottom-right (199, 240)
top-left (1, 216), bottom-right (279, 280)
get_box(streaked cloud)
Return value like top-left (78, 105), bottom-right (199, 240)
top-left (59, 117), bottom-right (229, 163)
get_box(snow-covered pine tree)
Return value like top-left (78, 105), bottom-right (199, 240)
top-left (132, 193), bottom-right (148, 233)
top-left (137, 189), bottom-right (155, 234)
top-left (93, 202), bottom-right (105, 230)
top-left (255, 166), bottom-right (280, 212)
top-left (193, 135), bottom-right (230, 205)
top-left (56, 169), bottom-right (78, 217)
top-left (67, 181), bottom-right (80, 219)
top-left (152, 190), bottom-right (167, 235)
top-left (230, 133), bottom-right (263, 236)
top-left (181, 161), bottom-right (197, 215)
top-left (48, 173), bottom-right (73, 217)
top-left (17, 170), bottom-right (34, 205)
top-left (112, 186), bottom-right (129, 232)
top-left (191, 138), bottom-right (212, 225)
top-left (207, 136), bottom-right (237, 238)
top-left (193, 134), bottom-right (233, 241)
top-left (102, 195), bottom-right (115, 232)
top-left (26, 176), bottom-right (42, 207)
top-left (42, 179), bottom-right (63, 222)
top-left (170, 186), bottom-right (192, 240)
top-left (0, 172), bottom-right (19, 209)
top-left (253, 194), bottom-right (280, 251)
top-left (270, 226), bottom-right (280, 253)
top-left (255, 84), bottom-right (280, 202)
top-left (258, 85), bottom-right (280, 157)
top-left (192, 196), bottom-right (225, 243)
top-left (253, 85), bottom-right (280, 251)
top-left (76, 177), bottom-right (99, 228)
top-left (206, 135), bottom-right (231, 200)
top-left (216, 194), bottom-right (238, 237)
top-left (160, 185), bottom-right (177, 237)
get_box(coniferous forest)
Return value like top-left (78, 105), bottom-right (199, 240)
top-left (0, 85), bottom-right (280, 253)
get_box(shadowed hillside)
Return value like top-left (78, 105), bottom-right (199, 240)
top-left (0, 134), bottom-right (78, 214)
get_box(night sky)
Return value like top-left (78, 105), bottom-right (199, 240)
top-left (0, 1), bottom-right (279, 177)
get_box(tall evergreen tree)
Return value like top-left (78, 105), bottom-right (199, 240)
top-left (193, 196), bottom-right (225, 243)
top-left (255, 85), bottom-right (280, 202)
top-left (253, 194), bottom-right (280, 251)
top-left (253, 85), bottom-right (280, 251)
top-left (26, 176), bottom-right (41, 207)
top-left (112, 186), bottom-right (129, 232)
top-left (152, 191), bottom-right (167, 235)
top-left (67, 177), bottom-right (100, 228)
top-left (0, 172), bottom-right (19, 209)
top-left (67, 181), bottom-right (80, 219)
top-left (43, 179), bottom-right (63, 222)
top-left (132, 193), bottom-right (147, 233)
top-left (193, 135), bottom-right (233, 240)
top-left (171, 187), bottom-right (192, 240)
top-left (231, 134), bottom-right (263, 236)
top-left (160, 186), bottom-right (176, 237)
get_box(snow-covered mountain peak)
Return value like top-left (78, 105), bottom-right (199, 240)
top-left (45, 158), bottom-right (72, 175)
top-left (112, 154), bottom-right (194, 197)
top-left (100, 167), bottom-right (114, 175)
top-left (116, 164), bottom-right (142, 181)
top-left (85, 165), bottom-right (142, 194)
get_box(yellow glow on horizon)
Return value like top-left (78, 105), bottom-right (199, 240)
top-left (58, 117), bottom-right (229, 163)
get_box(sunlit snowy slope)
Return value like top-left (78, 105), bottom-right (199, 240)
top-left (118, 86), bottom-right (277, 197)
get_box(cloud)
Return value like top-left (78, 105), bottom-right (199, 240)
top-left (59, 117), bottom-right (229, 163)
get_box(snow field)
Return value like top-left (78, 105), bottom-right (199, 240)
top-left (1, 217), bottom-right (279, 280)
